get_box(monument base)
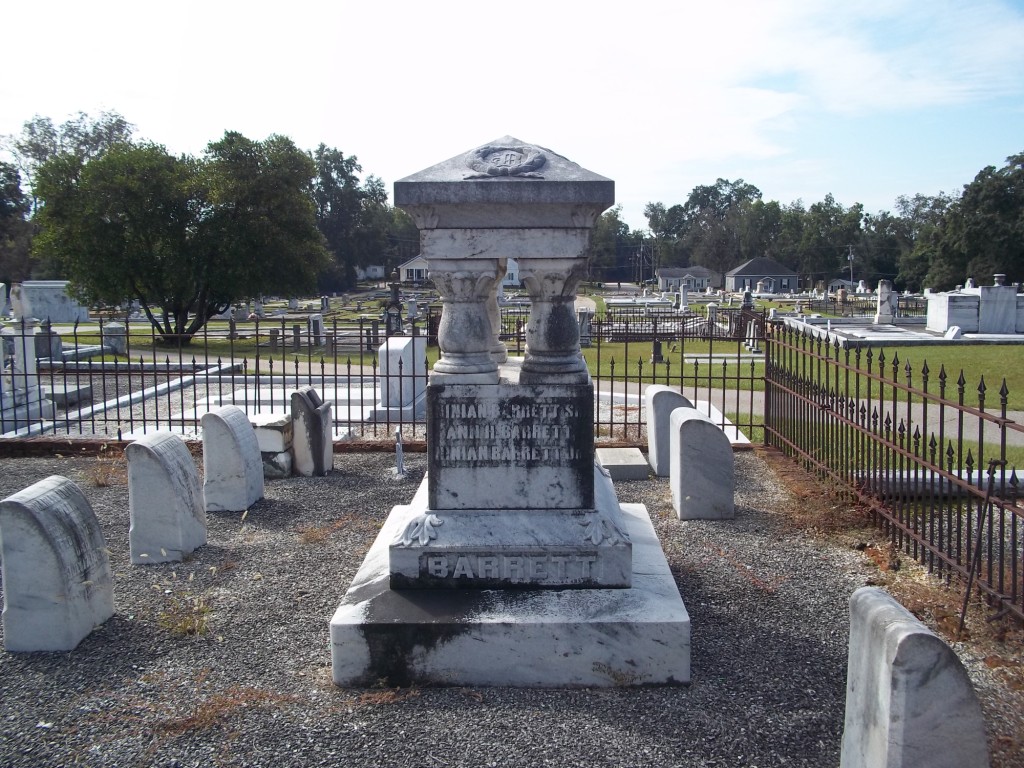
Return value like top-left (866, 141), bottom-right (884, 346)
top-left (389, 465), bottom-right (632, 589)
top-left (329, 502), bottom-right (690, 687)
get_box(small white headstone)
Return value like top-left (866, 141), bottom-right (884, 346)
top-left (840, 587), bottom-right (990, 768)
top-left (645, 385), bottom-right (694, 477)
top-left (201, 405), bottom-right (264, 512)
top-left (669, 408), bottom-right (735, 519)
top-left (944, 325), bottom-right (962, 340)
top-left (0, 476), bottom-right (114, 651)
top-left (126, 432), bottom-right (207, 564)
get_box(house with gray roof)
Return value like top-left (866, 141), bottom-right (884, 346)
top-left (656, 266), bottom-right (720, 292)
top-left (725, 257), bottom-right (799, 293)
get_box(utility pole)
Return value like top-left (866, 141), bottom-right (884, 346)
top-left (847, 245), bottom-right (855, 284)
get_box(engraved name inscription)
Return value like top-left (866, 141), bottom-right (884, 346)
top-left (432, 396), bottom-right (587, 468)
top-left (421, 552), bottom-right (599, 584)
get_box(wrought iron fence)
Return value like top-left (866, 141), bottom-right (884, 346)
top-left (0, 308), bottom-right (767, 445)
top-left (764, 321), bottom-right (1023, 622)
top-left (798, 296), bottom-right (928, 318)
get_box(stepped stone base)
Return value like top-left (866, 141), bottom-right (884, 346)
top-left (329, 502), bottom-right (690, 687)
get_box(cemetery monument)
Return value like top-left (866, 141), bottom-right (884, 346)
top-left (330, 137), bottom-right (690, 686)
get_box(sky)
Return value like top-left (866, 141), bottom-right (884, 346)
top-left (3, 0), bottom-right (1024, 232)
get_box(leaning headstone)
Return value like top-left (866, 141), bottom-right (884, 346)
top-left (0, 476), bottom-right (114, 651)
top-left (944, 325), bottom-right (963, 340)
top-left (840, 587), bottom-right (990, 768)
top-left (645, 385), bottom-right (694, 477)
top-left (201, 405), bottom-right (264, 512)
top-left (291, 386), bottom-right (333, 477)
top-left (126, 432), bottom-right (206, 564)
top-left (670, 407), bottom-right (735, 519)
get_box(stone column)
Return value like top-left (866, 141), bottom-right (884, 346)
top-left (487, 259), bottom-right (509, 364)
top-left (428, 260), bottom-right (501, 383)
top-left (518, 256), bottom-right (590, 384)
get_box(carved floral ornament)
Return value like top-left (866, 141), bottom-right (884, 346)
top-left (463, 145), bottom-right (546, 179)
top-left (519, 259), bottom-right (589, 298)
top-left (429, 269), bottom-right (498, 301)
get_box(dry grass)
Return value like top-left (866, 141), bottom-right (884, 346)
top-left (157, 593), bottom-right (212, 637)
top-left (87, 456), bottom-right (128, 487)
top-left (297, 514), bottom-right (377, 544)
top-left (154, 686), bottom-right (294, 735)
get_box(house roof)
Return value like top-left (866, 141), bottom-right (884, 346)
top-left (657, 266), bottom-right (716, 279)
top-left (397, 255), bottom-right (427, 269)
top-left (726, 257), bottom-right (797, 277)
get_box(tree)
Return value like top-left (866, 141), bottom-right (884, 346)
top-left (796, 194), bottom-right (863, 286)
top-left (681, 179), bottom-right (762, 275)
top-left (943, 153), bottom-right (1024, 286)
top-left (2, 111), bottom-right (134, 214)
top-left (0, 161), bottom-right (32, 283)
top-left (311, 145), bottom-right (365, 291)
top-left (34, 133), bottom-right (329, 342)
top-left (894, 193), bottom-right (955, 290)
top-left (589, 205), bottom-right (640, 283)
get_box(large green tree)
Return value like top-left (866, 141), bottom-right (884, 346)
top-left (0, 161), bottom-right (32, 283)
top-left (796, 193), bottom-right (863, 286)
top-left (2, 111), bottom-right (134, 214)
top-left (929, 153), bottom-right (1024, 288)
top-left (34, 133), bottom-right (329, 342)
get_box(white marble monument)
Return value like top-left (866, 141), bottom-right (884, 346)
top-left (330, 137), bottom-right (690, 686)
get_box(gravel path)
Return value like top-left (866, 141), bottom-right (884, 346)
top-left (0, 451), bottom-right (955, 766)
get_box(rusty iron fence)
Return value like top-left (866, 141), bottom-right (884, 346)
top-left (764, 321), bottom-right (1024, 623)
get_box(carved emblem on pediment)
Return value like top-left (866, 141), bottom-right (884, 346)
top-left (464, 145), bottom-right (546, 179)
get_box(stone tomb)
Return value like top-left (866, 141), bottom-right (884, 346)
top-left (330, 137), bottom-right (690, 686)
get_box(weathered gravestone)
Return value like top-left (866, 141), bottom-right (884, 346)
top-left (645, 385), bottom-right (694, 477)
top-left (330, 137), bottom-right (690, 687)
top-left (126, 431), bottom-right (206, 564)
top-left (670, 407), bottom-right (735, 520)
top-left (840, 587), bottom-right (990, 768)
top-left (0, 476), bottom-right (114, 651)
top-left (201, 405), bottom-right (264, 512)
top-left (291, 386), bottom-right (333, 477)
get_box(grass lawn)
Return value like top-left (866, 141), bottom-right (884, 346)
top-left (844, 345), bottom-right (1023, 410)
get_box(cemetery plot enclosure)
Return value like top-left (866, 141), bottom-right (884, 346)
top-left (764, 322), bottom-right (1024, 624)
top-left (0, 308), bottom-right (766, 443)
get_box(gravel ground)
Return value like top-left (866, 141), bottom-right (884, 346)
top-left (0, 450), bottom-right (1007, 767)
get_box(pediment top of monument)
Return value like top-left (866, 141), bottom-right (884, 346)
top-left (396, 136), bottom-right (612, 185)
